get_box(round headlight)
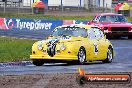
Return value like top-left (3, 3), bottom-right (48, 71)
top-left (60, 44), bottom-right (66, 50)
top-left (38, 44), bottom-right (43, 50)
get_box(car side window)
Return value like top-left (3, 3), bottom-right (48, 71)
top-left (88, 27), bottom-right (104, 40)
top-left (87, 28), bottom-right (96, 39)
top-left (93, 28), bottom-right (104, 39)
top-left (117, 15), bottom-right (127, 22)
top-left (99, 16), bottom-right (107, 22)
top-left (94, 28), bottom-right (100, 39)
top-left (99, 29), bottom-right (104, 39)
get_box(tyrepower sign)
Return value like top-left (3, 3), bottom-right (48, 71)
top-left (0, 18), bottom-right (63, 31)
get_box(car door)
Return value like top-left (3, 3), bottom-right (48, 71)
top-left (87, 28), bottom-right (100, 61)
top-left (94, 28), bottom-right (108, 60)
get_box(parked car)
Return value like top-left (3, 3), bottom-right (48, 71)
top-left (30, 24), bottom-right (114, 66)
top-left (88, 13), bottom-right (132, 39)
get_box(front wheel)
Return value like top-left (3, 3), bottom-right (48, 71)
top-left (78, 47), bottom-right (86, 64)
top-left (102, 47), bottom-right (113, 63)
top-left (33, 59), bottom-right (44, 66)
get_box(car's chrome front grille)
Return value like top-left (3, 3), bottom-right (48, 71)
top-left (47, 42), bottom-right (56, 57)
top-left (111, 27), bottom-right (129, 33)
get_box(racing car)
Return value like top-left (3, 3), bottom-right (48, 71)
top-left (30, 24), bottom-right (114, 66)
top-left (88, 13), bottom-right (132, 39)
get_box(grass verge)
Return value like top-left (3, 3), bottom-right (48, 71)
top-left (0, 37), bottom-right (37, 62)
top-left (0, 13), bottom-right (93, 20)
top-left (0, 13), bottom-right (132, 21)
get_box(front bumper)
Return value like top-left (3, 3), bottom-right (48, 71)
top-left (30, 55), bottom-right (78, 61)
top-left (105, 32), bottom-right (132, 36)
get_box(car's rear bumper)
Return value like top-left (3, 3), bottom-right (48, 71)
top-left (30, 55), bottom-right (78, 61)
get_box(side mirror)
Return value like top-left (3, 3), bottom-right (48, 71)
top-left (49, 35), bottom-right (53, 37)
top-left (47, 35), bottom-right (53, 39)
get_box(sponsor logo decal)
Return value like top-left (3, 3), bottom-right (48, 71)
top-left (94, 43), bottom-right (98, 55)
top-left (5, 19), bottom-right (14, 29)
top-left (16, 19), bottom-right (52, 30)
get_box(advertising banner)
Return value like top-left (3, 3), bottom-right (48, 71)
top-left (1, 18), bottom-right (63, 31)
top-left (0, 18), bottom-right (7, 29)
top-left (0, 18), bottom-right (89, 31)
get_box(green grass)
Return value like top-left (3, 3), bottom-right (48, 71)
top-left (1, 13), bottom-right (132, 21)
top-left (0, 37), bottom-right (37, 62)
top-left (0, 13), bottom-right (132, 21)
top-left (0, 13), bottom-right (93, 20)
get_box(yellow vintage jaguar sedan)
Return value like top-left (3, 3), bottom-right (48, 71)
top-left (30, 24), bottom-right (114, 66)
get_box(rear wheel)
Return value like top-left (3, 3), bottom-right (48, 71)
top-left (33, 59), bottom-right (44, 66)
top-left (78, 47), bottom-right (86, 64)
top-left (102, 46), bottom-right (113, 63)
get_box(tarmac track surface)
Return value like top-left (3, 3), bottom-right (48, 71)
top-left (0, 39), bottom-right (132, 76)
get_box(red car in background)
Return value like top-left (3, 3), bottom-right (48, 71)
top-left (88, 13), bottom-right (132, 39)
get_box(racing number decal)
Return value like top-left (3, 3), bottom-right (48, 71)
top-left (94, 43), bottom-right (98, 55)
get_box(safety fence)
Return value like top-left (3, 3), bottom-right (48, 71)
top-left (0, 0), bottom-right (114, 14)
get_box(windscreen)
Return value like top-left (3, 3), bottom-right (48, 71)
top-left (99, 15), bottom-right (127, 22)
top-left (52, 27), bottom-right (88, 37)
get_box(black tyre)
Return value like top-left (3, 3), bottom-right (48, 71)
top-left (102, 46), bottom-right (113, 63)
top-left (33, 60), bottom-right (44, 66)
top-left (78, 47), bottom-right (86, 64)
top-left (67, 61), bottom-right (78, 65)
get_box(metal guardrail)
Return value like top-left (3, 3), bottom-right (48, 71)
top-left (0, 0), bottom-right (32, 13)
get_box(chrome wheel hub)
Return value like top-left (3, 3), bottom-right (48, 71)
top-left (108, 49), bottom-right (113, 61)
top-left (78, 49), bottom-right (85, 63)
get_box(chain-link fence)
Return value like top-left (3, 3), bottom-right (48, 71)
top-left (0, 0), bottom-right (122, 14)
top-left (0, 0), bottom-right (33, 13)
top-left (0, 0), bottom-right (86, 13)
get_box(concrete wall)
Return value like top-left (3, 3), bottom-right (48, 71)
top-left (95, 0), bottom-right (112, 8)
top-left (84, 0), bottom-right (112, 10)
top-left (99, 0), bottom-right (112, 8)
top-left (0, 0), bottom-right (33, 7)
top-left (48, 0), bottom-right (60, 6)
top-left (84, 0), bottom-right (88, 9)
top-left (23, 0), bottom-right (33, 6)
top-left (48, 0), bottom-right (84, 7)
